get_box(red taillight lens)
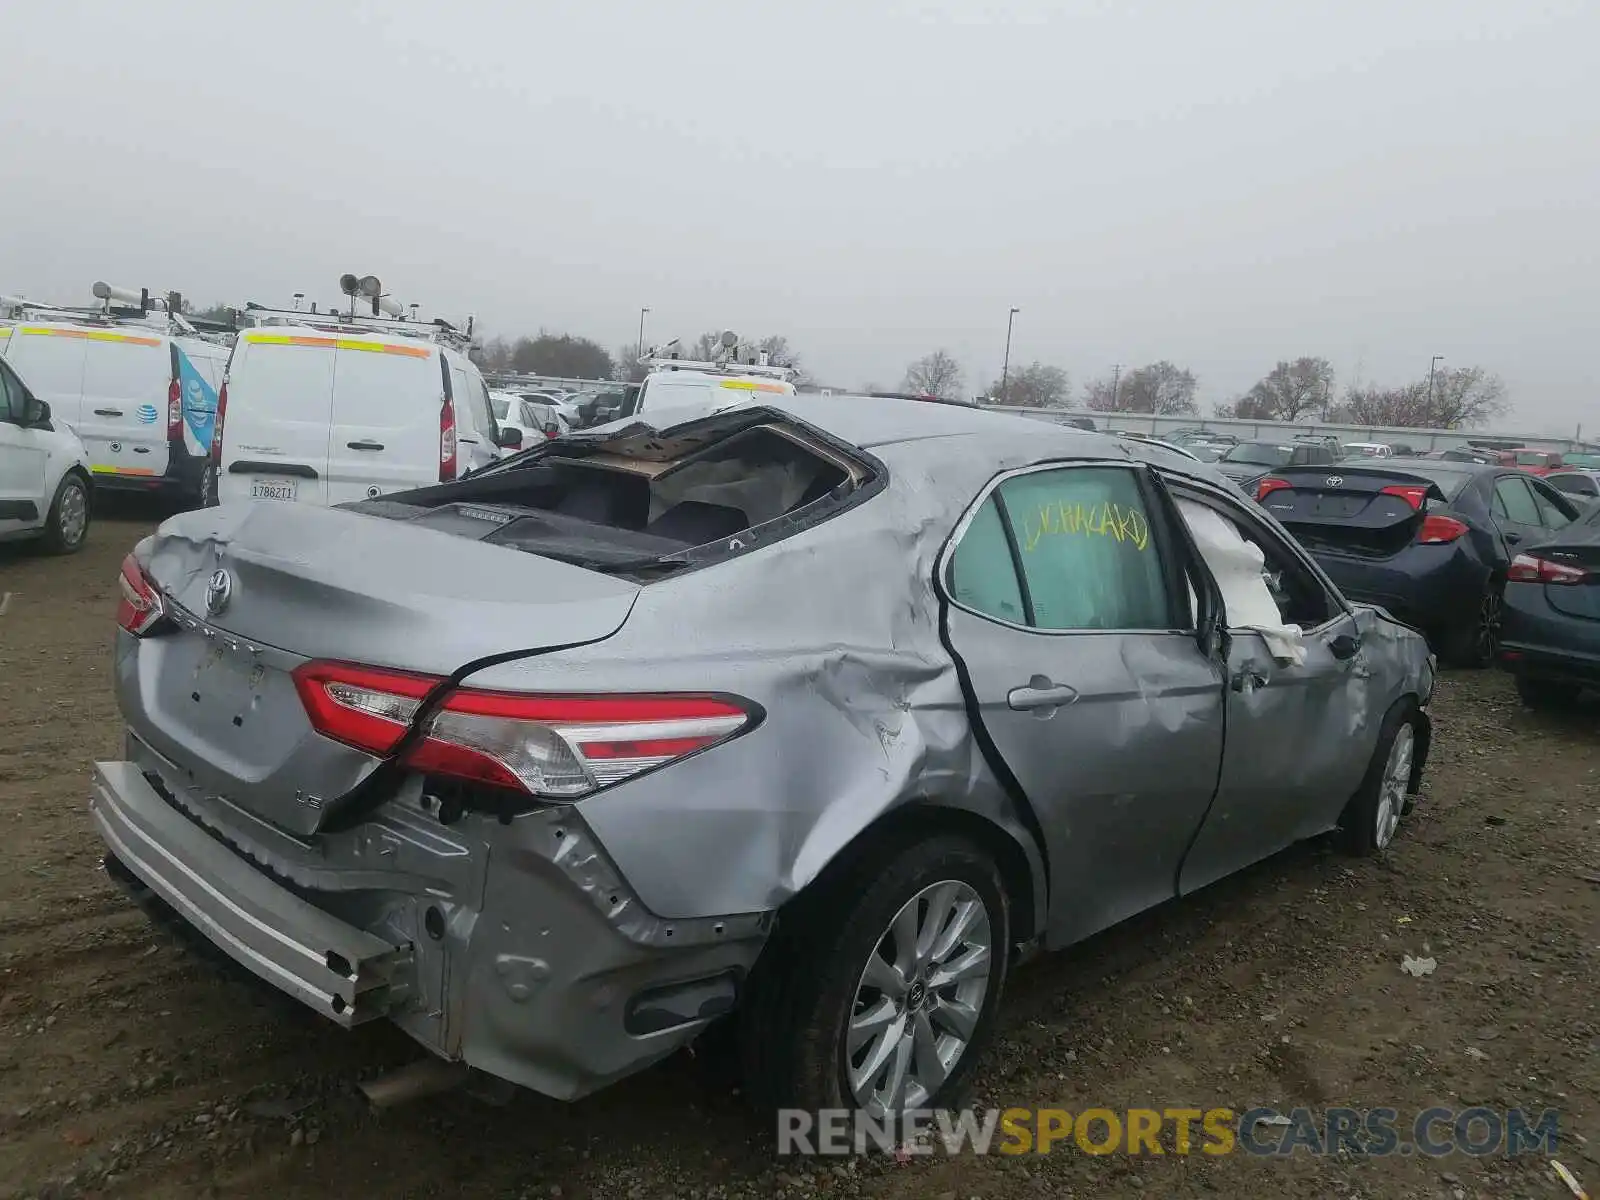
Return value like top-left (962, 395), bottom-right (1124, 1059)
top-left (1256, 477), bottom-right (1292, 501)
top-left (166, 377), bottom-right (182, 439)
top-left (1508, 553), bottom-right (1590, 585)
top-left (292, 661), bottom-right (754, 798)
top-left (1380, 484), bottom-right (1429, 510)
top-left (1417, 514), bottom-right (1469, 544)
top-left (115, 554), bottom-right (166, 636)
top-left (439, 399), bottom-right (458, 482)
top-left (211, 382), bottom-right (228, 471)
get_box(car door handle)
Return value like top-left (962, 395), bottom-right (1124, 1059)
top-left (1503, 531), bottom-right (1522, 544)
top-left (93, 408), bottom-right (123, 417)
top-left (1007, 680), bottom-right (1079, 711)
top-left (1231, 669), bottom-right (1268, 693)
top-left (346, 440), bottom-right (385, 451)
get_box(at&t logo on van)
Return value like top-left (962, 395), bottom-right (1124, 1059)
top-left (135, 403), bottom-right (159, 424)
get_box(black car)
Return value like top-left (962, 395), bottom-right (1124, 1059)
top-left (1215, 440), bottom-right (1337, 488)
top-left (1498, 505), bottom-right (1600, 706)
top-left (1250, 461), bottom-right (1585, 666)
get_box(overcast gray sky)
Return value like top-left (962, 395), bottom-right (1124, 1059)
top-left (3, 0), bottom-right (1595, 432)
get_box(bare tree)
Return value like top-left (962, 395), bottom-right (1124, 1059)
top-left (986, 362), bottom-right (1070, 408)
top-left (614, 344), bottom-right (649, 383)
top-left (903, 350), bottom-right (965, 399)
top-left (1232, 357), bottom-right (1334, 422)
top-left (1086, 361), bottom-right (1197, 414)
top-left (1339, 366), bottom-right (1509, 429)
top-left (1429, 366), bottom-right (1509, 428)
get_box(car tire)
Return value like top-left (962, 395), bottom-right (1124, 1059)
top-left (739, 833), bottom-right (1010, 1116)
top-left (1439, 576), bottom-right (1503, 669)
top-left (40, 472), bottom-right (91, 555)
top-left (1339, 699), bottom-right (1422, 856)
top-left (1514, 676), bottom-right (1583, 710)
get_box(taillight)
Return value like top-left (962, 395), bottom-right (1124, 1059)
top-left (211, 382), bottom-right (228, 471)
top-left (1380, 484), bottom-right (1429, 510)
top-left (1417, 514), bottom-right (1469, 544)
top-left (1508, 553), bottom-right (1590, 585)
top-left (166, 377), bottom-right (182, 439)
top-left (292, 661), bottom-right (755, 799)
top-left (439, 398), bottom-right (457, 481)
top-left (1256, 477), bottom-right (1292, 501)
top-left (115, 554), bottom-right (166, 636)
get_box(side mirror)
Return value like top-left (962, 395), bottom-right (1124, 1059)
top-left (1328, 633), bottom-right (1361, 661)
top-left (26, 396), bottom-right (50, 426)
top-left (496, 426), bottom-right (522, 449)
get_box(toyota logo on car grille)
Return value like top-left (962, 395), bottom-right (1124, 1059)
top-left (1326, 475), bottom-right (1344, 487)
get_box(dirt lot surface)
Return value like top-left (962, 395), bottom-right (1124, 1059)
top-left (1, 503), bottom-right (1596, 1200)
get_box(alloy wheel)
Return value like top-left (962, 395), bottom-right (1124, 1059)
top-left (1373, 724), bottom-right (1414, 849)
top-left (846, 880), bottom-right (992, 1116)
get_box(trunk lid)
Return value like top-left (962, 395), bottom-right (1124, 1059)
top-left (1256, 465), bottom-right (1445, 558)
top-left (1523, 522), bottom-right (1600, 623)
top-left (144, 501), bottom-right (641, 671)
top-left (127, 503), bottom-right (640, 836)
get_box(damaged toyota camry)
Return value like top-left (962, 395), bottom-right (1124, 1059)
top-left (90, 395), bottom-right (1435, 1118)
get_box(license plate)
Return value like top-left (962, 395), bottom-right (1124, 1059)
top-left (250, 478), bottom-right (298, 502)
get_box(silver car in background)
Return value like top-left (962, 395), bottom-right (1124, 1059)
top-left (90, 396), bottom-right (1434, 1117)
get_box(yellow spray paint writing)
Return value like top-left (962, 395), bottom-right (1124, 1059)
top-left (1022, 501), bottom-right (1150, 552)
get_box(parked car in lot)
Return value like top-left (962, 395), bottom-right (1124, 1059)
top-left (1216, 439), bottom-right (1336, 488)
top-left (0, 353), bottom-right (93, 553)
top-left (90, 396), bottom-right (1433, 1117)
top-left (1293, 433), bottom-right (1344, 457)
top-left (1342, 442), bottom-right (1394, 460)
top-left (491, 392), bottom-right (568, 444)
top-left (1252, 460), bottom-right (1583, 665)
top-left (1542, 469), bottom-right (1600, 508)
top-left (1498, 448), bottom-right (1565, 476)
top-left (1499, 504), bottom-right (1600, 707)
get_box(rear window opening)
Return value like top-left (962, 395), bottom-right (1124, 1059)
top-left (351, 416), bottom-right (872, 580)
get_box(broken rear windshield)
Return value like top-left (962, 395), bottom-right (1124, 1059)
top-left (349, 413), bottom-right (872, 581)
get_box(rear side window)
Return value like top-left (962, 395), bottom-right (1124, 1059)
top-left (1492, 476), bottom-right (1541, 524)
top-left (1549, 474), bottom-right (1596, 498)
top-left (947, 466), bottom-right (1179, 631)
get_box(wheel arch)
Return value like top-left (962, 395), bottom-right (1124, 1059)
top-left (786, 799), bottom-right (1046, 955)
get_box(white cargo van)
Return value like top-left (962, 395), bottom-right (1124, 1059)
top-left (1, 320), bottom-right (229, 504)
top-left (631, 336), bottom-right (797, 418)
top-left (214, 326), bottom-right (515, 507)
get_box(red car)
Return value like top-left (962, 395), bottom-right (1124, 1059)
top-left (1496, 448), bottom-right (1565, 476)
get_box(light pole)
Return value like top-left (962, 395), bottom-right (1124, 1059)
top-left (1427, 355), bottom-right (1443, 408)
top-left (1111, 363), bottom-right (1122, 410)
top-left (637, 307), bottom-right (650, 361)
top-left (1000, 307), bottom-right (1020, 403)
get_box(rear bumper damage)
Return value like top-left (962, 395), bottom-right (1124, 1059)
top-left (90, 748), bottom-right (769, 1101)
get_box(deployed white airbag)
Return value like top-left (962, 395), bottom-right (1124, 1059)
top-left (1178, 499), bottom-right (1306, 665)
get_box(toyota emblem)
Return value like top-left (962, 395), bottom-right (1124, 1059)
top-left (205, 569), bottom-right (233, 616)
top-left (1326, 475), bottom-right (1344, 487)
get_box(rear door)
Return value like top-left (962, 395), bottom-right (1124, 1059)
top-left (173, 341), bottom-right (220, 460)
top-left (1490, 473), bottom-right (1546, 550)
top-left (450, 359), bottom-right (500, 471)
top-left (325, 340), bottom-right (438, 504)
top-left (79, 334), bottom-right (169, 482)
top-left (216, 333), bottom-right (335, 505)
top-left (940, 461), bottom-right (1225, 948)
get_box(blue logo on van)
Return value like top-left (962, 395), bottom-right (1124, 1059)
top-left (136, 403), bottom-right (159, 424)
top-left (175, 348), bottom-right (218, 451)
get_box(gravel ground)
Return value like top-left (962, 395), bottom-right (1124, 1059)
top-left (1, 502), bottom-right (1595, 1199)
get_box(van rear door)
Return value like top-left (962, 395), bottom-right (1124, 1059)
top-left (324, 340), bottom-right (439, 504)
top-left (215, 334), bottom-right (334, 505)
top-left (76, 332), bottom-right (171, 484)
